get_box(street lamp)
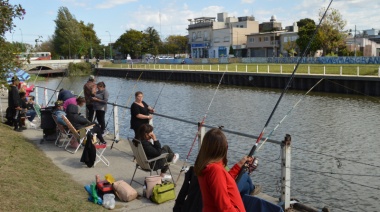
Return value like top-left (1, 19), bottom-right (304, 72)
top-left (103, 48), bottom-right (105, 60)
top-left (19, 28), bottom-right (23, 51)
top-left (106, 31), bottom-right (112, 60)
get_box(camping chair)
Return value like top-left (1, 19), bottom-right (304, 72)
top-left (33, 103), bottom-right (41, 121)
top-left (52, 114), bottom-right (71, 147)
top-left (128, 138), bottom-right (174, 186)
top-left (94, 143), bottom-right (110, 167)
top-left (62, 115), bottom-right (94, 154)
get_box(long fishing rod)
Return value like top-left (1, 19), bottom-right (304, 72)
top-left (32, 66), bottom-right (43, 85)
top-left (235, 0), bottom-right (334, 183)
top-left (105, 73), bottom-right (129, 129)
top-left (152, 71), bottom-right (174, 109)
top-left (256, 78), bottom-right (324, 151)
top-left (175, 71), bottom-right (226, 184)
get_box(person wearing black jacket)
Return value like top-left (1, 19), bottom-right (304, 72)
top-left (7, 76), bottom-right (22, 131)
top-left (65, 97), bottom-right (106, 144)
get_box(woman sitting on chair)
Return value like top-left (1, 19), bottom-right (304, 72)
top-left (134, 124), bottom-right (179, 181)
top-left (66, 97), bottom-right (106, 144)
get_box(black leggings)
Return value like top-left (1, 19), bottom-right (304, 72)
top-left (159, 145), bottom-right (174, 174)
top-left (95, 110), bottom-right (106, 133)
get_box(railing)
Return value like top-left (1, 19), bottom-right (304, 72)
top-left (106, 63), bottom-right (380, 77)
top-left (33, 84), bottom-right (292, 209)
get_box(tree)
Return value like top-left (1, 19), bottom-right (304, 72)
top-left (143, 27), bottom-right (161, 56)
top-left (161, 35), bottom-right (188, 57)
top-left (296, 18), bottom-right (321, 56)
top-left (0, 0), bottom-right (25, 76)
top-left (114, 29), bottom-right (144, 59)
top-left (283, 40), bottom-right (298, 57)
top-left (52, 7), bottom-right (85, 59)
top-left (78, 21), bottom-right (101, 58)
top-left (318, 7), bottom-right (347, 56)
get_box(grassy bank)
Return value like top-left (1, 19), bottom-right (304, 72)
top-left (0, 123), bottom-right (105, 211)
top-left (104, 63), bottom-right (380, 76)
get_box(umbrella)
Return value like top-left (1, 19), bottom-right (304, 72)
top-left (6, 68), bottom-right (30, 84)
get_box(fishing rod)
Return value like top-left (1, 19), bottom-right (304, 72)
top-left (175, 71), bottom-right (226, 184)
top-left (152, 71), bottom-right (174, 109)
top-left (235, 0), bottom-right (334, 183)
top-left (32, 66), bottom-right (43, 85)
top-left (256, 78), bottom-right (324, 151)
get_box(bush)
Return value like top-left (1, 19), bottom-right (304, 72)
top-left (67, 62), bottom-right (93, 76)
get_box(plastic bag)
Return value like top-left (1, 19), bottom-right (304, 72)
top-left (103, 193), bottom-right (115, 209)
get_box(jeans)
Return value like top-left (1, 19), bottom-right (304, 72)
top-left (237, 172), bottom-right (254, 197)
top-left (26, 110), bottom-right (37, 122)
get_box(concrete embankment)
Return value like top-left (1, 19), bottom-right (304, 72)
top-left (96, 68), bottom-right (380, 96)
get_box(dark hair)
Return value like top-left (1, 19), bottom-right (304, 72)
top-left (76, 96), bottom-right (85, 104)
top-left (29, 96), bottom-right (35, 101)
top-left (135, 91), bottom-right (143, 97)
top-left (193, 128), bottom-right (228, 176)
top-left (136, 124), bottom-right (153, 142)
top-left (19, 91), bottom-right (26, 98)
top-left (97, 81), bottom-right (106, 88)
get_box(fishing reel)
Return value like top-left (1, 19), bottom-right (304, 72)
top-left (246, 157), bottom-right (259, 175)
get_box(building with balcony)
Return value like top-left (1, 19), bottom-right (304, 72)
top-left (187, 12), bottom-right (259, 58)
top-left (246, 31), bottom-right (282, 57)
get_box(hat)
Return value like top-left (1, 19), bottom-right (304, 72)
top-left (89, 75), bottom-right (95, 80)
top-left (11, 76), bottom-right (20, 82)
top-left (55, 100), bottom-right (64, 107)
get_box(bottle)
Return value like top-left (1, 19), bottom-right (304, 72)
top-left (96, 174), bottom-right (100, 183)
top-left (143, 185), bottom-right (147, 198)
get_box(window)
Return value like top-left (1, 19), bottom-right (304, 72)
top-left (284, 37), bottom-right (288, 43)
top-left (259, 37), bottom-right (262, 42)
top-left (197, 31), bottom-right (201, 38)
top-left (204, 31), bottom-right (209, 40)
top-left (240, 25), bottom-right (244, 28)
top-left (249, 38), bottom-right (254, 43)
top-left (224, 36), bottom-right (230, 42)
top-left (214, 37), bottom-right (220, 43)
top-left (192, 32), bottom-right (196, 40)
top-left (264, 37), bottom-right (269, 42)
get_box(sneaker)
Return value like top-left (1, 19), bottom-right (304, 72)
top-left (162, 174), bottom-right (172, 181)
top-left (102, 130), bottom-right (109, 137)
top-left (172, 153), bottom-right (179, 164)
top-left (14, 128), bottom-right (23, 132)
top-left (250, 185), bottom-right (262, 196)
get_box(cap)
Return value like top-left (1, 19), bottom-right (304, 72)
top-left (11, 76), bottom-right (20, 82)
top-left (89, 75), bottom-right (95, 80)
top-left (55, 100), bottom-right (64, 107)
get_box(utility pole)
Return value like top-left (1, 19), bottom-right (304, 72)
top-left (106, 31), bottom-right (112, 60)
top-left (354, 25), bottom-right (357, 57)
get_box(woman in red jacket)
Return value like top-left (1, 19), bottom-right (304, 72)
top-left (194, 128), bottom-right (249, 212)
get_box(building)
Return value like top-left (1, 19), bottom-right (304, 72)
top-left (346, 37), bottom-right (380, 56)
top-left (259, 15), bottom-right (282, 32)
top-left (279, 23), bottom-right (299, 56)
top-left (187, 12), bottom-right (259, 58)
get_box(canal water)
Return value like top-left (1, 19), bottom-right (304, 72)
top-left (35, 75), bottom-right (380, 211)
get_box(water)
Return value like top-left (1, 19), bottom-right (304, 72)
top-left (35, 76), bottom-right (380, 211)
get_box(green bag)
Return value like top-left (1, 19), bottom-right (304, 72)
top-left (150, 182), bottom-right (176, 204)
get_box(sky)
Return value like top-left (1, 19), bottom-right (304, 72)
top-left (4, 0), bottom-right (380, 46)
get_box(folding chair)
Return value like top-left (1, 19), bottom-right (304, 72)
top-left (62, 115), bottom-right (94, 154)
top-left (33, 103), bottom-right (41, 121)
top-left (52, 114), bottom-right (71, 147)
top-left (128, 138), bottom-right (174, 186)
top-left (94, 143), bottom-right (109, 167)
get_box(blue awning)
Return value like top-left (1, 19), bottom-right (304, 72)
top-left (6, 68), bottom-right (30, 84)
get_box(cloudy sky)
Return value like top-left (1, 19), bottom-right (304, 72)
top-left (5, 0), bottom-right (380, 45)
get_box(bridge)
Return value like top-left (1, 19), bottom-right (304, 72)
top-left (22, 59), bottom-right (83, 74)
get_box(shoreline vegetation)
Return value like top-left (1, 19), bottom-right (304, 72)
top-left (0, 123), bottom-right (104, 211)
top-left (103, 63), bottom-right (380, 76)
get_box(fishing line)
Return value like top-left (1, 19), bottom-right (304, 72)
top-left (175, 71), bottom-right (226, 184)
top-left (236, 0), bottom-right (334, 183)
top-left (152, 71), bottom-right (174, 109)
top-left (122, 71), bottom-right (144, 119)
top-left (32, 66), bottom-right (43, 85)
top-left (256, 78), bottom-right (324, 151)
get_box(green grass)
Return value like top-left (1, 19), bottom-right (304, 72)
top-left (104, 63), bottom-right (380, 76)
top-left (0, 123), bottom-right (105, 212)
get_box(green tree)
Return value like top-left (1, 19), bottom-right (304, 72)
top-left (318, 7), bottom-right (347, 56)
top-left (229, 45), bottom-right (235, 56)
top-left (161, 35), bottom-right (187, 56)
top-left (296, 18), bottom-right (321, 56)
top-left (0, 0), bottom-right (25, 76)
top-left (283, 40), bottom-right (298, 57)
top-left (143, 27), bottom-right (161, 56)
top-left (52, 7), bottom-right (85, 59)
top-left (78, 21), bottom-right (101, 59)
top-left (114, 29), bottom-right (144, 59)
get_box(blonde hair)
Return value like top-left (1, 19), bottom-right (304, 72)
top-left (193, 128), bottom-right (228, 176)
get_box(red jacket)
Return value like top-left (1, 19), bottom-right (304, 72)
top-left (198, 161), bottom-right (245, 212)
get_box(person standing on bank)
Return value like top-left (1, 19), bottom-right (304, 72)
top-left (130, 91), bottom-right (155, 136)
top-left (83, 75), bottom-right (96, 121)
top-left (8, 76), bottom-right (23, 131)
top-left (92, 81), bottom-right (109, 135)
top-left (194, 128), bottom-right (248, 212)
